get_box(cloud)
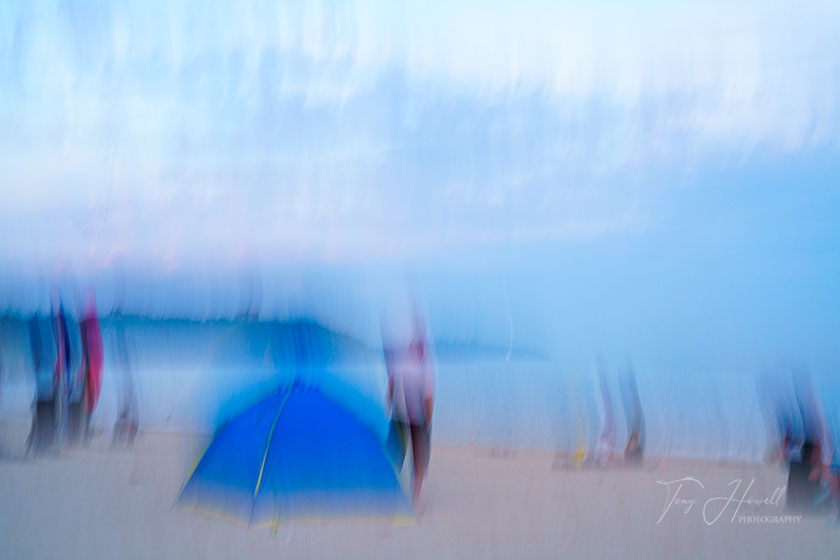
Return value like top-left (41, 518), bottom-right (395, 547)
top-left (0, 0), bottom-right (838, 265)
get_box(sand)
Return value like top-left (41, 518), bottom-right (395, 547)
top-left (1, 425), bottom-right (838, 559)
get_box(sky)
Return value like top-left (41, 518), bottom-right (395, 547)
top-left (0, 0), bottom-right (838, 370)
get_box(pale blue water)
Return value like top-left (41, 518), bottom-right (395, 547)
top-left (1, 317), bottom-right (838, 464)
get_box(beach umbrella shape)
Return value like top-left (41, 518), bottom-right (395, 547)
top-left (176, 383), bottom-right (412, 528)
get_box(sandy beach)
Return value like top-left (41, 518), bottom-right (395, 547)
top-left (1, 425), bottom-right (837, 559)
top-left (2, 2), bottom-right (839, 559)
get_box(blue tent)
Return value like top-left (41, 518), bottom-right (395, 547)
top-left (176, 382), bottom-right (412, 528)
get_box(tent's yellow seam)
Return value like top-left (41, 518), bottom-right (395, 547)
top-left (173, 444), bottom-right (214, 509)
top-left (254, 388), bottom-right (292, 499)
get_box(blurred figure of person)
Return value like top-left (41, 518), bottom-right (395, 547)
top-left (112, 323), bottom-right (138, 446)
top-left (67, 292), bottom-right (103, 444)
top-left (381, 303), bottom-right (435, 505)
top-left (26, 291), bottom-right (68, 454)
top-left (61, 299), bottom-right (83, 445)
top-left (569, 377), bottom-right (588, 468)
top-left (111, 268), bottom-right (138, 446)
top-left (594, 358), bottom-right (615, 467)
top-left (620, 362), bottom-right (645, 466)
top-left (27, 314), bottom-right (51, 452)
top-left (829, 450), bottom-right (840, 523)
top-left (786, 369), bottom-right (833, 514)
top-left (827, 399), bottom-right (840, 522)
top-left (56, 297), bottom-right (84, 446)
top-left (570, 370), bottom-right (599, 468)
top-left (761, 365), bottom-right (836, 515)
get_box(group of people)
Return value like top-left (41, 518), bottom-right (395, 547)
top-left (378, 308), bottom-right (653, 505)
top-left (26, 291), bottom-right (104, 453)
top-left (566, 361), bottom-right (646, 470)
top-left (13, 287), bottom-right (837, 521)
top-left (381, 333), bottom-right (839, 523)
